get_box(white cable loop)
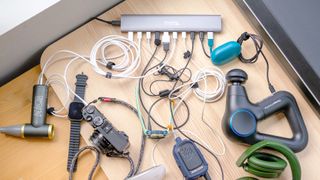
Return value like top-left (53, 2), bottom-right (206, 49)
top-left (169, 67), bottom-right (226, 102)
top-left (39, 50), bottom-right (92, 84)
top-left (89, 35), bottom-right (140, 78)
top-left (45, 74), bottom-right (70, 104)
top-left (39, 50), bottom-right (90, 105)
top-left (167, 67), bottom-right (227, 156)
top-left (193, 67), bottom-right (226, 102)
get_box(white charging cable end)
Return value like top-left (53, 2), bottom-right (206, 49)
top-left (207, 32), bottom-right (214, 40)
top-left (137, 32), bottom-right (142, 40)
top-left (162, 32), bottom-right (170, 43)
top-left (128, 32), bottom-right (134, 41)
top-left (173, 32), bottom-right (178, 40)
top-left (182, 32), bottom-right (187, 39)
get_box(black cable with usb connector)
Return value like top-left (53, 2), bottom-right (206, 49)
top-left (154, 32), bottom-right (161, 46)
top-left (200, 32), bottom-right (211, 58)
top-left (93, 17), bottom-right (121, 26)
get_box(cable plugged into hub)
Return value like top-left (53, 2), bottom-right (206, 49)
top-left (162, 32), bottom-right (170, 52)
top-left (154, 32), bottom-right (161, 46)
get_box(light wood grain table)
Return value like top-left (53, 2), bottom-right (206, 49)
top-left (1, 0), bottom-right (320, 179)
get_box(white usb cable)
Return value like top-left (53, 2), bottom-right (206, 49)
top-left (89, 35), bottom-right (141, 78)
top-left (182, 32), bottom-right (188, 52)
top-left (146, 32), bottom-right (151, 47)
top-left (168, 66), bottom-right (227, 156)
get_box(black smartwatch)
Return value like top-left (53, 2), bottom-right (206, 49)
top-left (67, 73), bottom-right (88, 172)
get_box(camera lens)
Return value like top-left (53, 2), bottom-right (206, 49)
top-left (90, 130), bottom-right (109, 154)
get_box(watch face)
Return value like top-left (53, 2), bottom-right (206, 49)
top-left (68, 102), bottom-right (85, 119)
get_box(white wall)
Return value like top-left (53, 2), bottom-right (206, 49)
top-left (0, 0), bottom-right (60, 35)
top-left (0, 0), bottom-right (122, 85)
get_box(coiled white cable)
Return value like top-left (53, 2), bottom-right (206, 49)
top-left (38, 34), bottom-right (154, 118)
top-left (169, 66), bottom-right (226, 107)
top-left (39, 50), bottom-right (92, 84)
top-left (89, 35), bottom-right (141, 78)
top-left (192, 67), bottom-right (226, 102)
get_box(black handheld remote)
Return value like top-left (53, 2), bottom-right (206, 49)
top-left (173, 137), bottom-right (210, 180)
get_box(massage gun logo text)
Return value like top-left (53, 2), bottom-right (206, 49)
top-left (264, 99), bottom-right (282, 110)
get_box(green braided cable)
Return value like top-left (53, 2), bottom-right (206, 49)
top-left (236, 140), bottom-right (301, 180)
top-left (135, 85), bottom-right (148, 134)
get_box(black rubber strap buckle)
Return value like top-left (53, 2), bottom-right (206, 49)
top-left (67, 73), bottom-right (88, 172)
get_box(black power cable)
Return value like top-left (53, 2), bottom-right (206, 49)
top-left (148, 65), bottom-right (192, 96)
top-left (199, 32), bottom-right (211, 58)
top-left (140, 51), bottom-right (168, 97)
top-left (138, 48), bottom-right (190, 130)
top-left (138, 46), bottom-right (161, 130)
top-left (170, 32), bottom-right (195, 92)
top-left (93, 17), bottom-right (121, 26)
top-left (237, 32), bottom-right (276, 93)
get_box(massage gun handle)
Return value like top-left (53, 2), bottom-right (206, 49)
top-left (256, 91), bottom-right (308, 152)
top-left (31, 85), bottom-right (48, 127)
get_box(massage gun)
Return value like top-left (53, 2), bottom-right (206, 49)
top-left (222, 69), bottom-right (308, 152)
top-left (0, 85), bottom-right (54, 139)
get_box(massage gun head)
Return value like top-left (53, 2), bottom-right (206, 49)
top-left (226, 69), bottom-right (248, 85)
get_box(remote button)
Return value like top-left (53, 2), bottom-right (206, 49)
top-left (93, 116), bottom-right (103, 126)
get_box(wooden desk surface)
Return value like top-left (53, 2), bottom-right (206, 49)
top-left (0, 66), bottom-right (106, 179)
top-left (1, 0), bottom-right (320, 179)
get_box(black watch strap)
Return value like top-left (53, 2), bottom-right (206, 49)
top-left (74, 74), bottom-right (88, 103)
top-left (67, 73), bottom-right (88, 172)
